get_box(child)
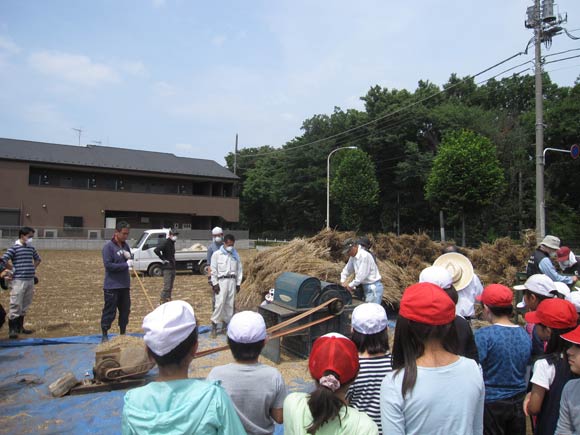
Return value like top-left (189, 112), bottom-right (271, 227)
top-left (523, 298), bottom-right (578, 435)
top-left (380, 282), bottom-right (484, 435)
top-left (514, 274), bottom-right (558, 357)
top-left (346, 303), bottom-right (392, 434)
top-left (555, 324), bottom-right (580, 434)
top-left (207, 311), bottom-right (287, 435)
top-left (474, 284), bottom-right (531, 435)
top-left (122, 300), bottom-right (246, 435)
top-left (283, 333), bottom-right (378, 435)
top-left (419, 265), bottom-right (479, 362)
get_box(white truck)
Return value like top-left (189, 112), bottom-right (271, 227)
top-left (131, 229), bottom-right (208, 277)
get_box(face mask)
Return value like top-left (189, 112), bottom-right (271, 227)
top-left (170, 236), bottom-right (177, 242)
top-left (214, 236), bottom-right (222, 243)
top-left (26, 237), bottom-right (33, 245)
top-left (560, 260), bottom-right (571, 268)
top-left (550, 251), bottom-right (557, 258)
top-left (225, 246), bottom-right (233, 252)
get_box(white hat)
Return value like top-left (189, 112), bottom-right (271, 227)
top-left (432, 253), bottom-right (474, 291)
top-left (212, 226), bottom-right (223, 235)
top-left (514, 274), bottom-right (557, 308)
top-left (540, 235), bottom-right (560, 250)
top-left (419, 266), bottom-right (454, 289)
top-left (142, 300), bottom-right (197, 356)
top-left (566, 292), bottom-right (580, 312)
top-left (227, 311), bottom-right (267, 343)
top-left (352, 303), bottom-right (388, 335)
top-left (554, 282), bottom-right (571, 299)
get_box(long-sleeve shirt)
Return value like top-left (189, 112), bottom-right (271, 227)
top-left (102, 239), bottom-right (131, 290)
top-left (154, 238), bottom-right (176, 269)
top-left (210, 248), bottom-right (243, 286)
top-left (207, 241), bottom-right (223, 264)
top-left (380, 356), bottom-right (484, 435)
top-left (2, 240), bottom-right (41, 279)
top-left (340, 247), bottom-right (381, 288)
top-left (539, 257), bottom-right (574, 285)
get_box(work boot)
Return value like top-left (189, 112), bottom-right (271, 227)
top-left (8, 319), bottom-right (18, 339)
top-left (222, 322), bottom-right (228, 335)
top-left (101, 328), bottom-right (109, 343)
top-left (120, 326), bottom-right (126, 335)
top-left (159, 297), bottom-right (170, 306)
top-left (18, 317), bottom-right (33, 334)
top-left (210, 322), bottom-right (217, 339)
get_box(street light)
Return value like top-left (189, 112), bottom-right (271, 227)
top-left (326, 146), bottom-right (357, 229)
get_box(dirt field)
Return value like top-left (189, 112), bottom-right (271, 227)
top-left (0, 249), bottom-right (258, 338)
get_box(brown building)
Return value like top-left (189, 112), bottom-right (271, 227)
top-left (0, 138), bottom-right (239, 236)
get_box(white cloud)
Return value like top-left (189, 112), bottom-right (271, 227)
top-left (0, 36), bottom-right (20, 55)
top-left (153, 81), bottom-right (177, 97)
top-left (211, 35), bottom-right (227, 47)
top-left (119, 60), bottom-right (146, 76)
top-left (28, 51), bottom-right (119, 87)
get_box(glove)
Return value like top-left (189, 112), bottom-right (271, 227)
top-left (212, 284), bottom-right (220, 295)
top-left (123, 251), bottom-right (132, 260)
top-left (127, 259), bottom-right (133, 269)
top-left (162, 260), bottom-right (169, 265)
top-left (236, 285), bottom-right (241, 294)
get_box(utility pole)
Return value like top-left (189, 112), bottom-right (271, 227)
top-left (234, 133), bottom-right (238, 175)
top-left (525, 0), bottom-right (567, 241)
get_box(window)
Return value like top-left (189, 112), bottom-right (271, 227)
top-left (64, 216), bottom-right (83, 228)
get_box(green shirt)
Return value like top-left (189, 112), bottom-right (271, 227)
top-left (122, 379), bottom-right (247, 435)
top-left (283, 392), bottom-right (378, 435)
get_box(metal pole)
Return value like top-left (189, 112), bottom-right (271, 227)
top-left (326, 146), bottom-right (357, 230)
top-left (234, 133), bottom-right (238, 175)
top-left (439, 210), bottom-right (445, 242)
top-left (534, 0), bottom-right (545, 240)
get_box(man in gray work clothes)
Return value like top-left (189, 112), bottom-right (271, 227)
top-left (207, 226), bottom-right (224, 309)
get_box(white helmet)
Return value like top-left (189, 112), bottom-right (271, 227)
top-left (211, 226), bottom-right (223, 235)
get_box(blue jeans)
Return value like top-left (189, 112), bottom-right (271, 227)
top-left (362, 281), bottom-right (384, 304)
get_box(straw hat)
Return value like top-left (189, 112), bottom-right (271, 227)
top-left (433, 253), bottom-right (474, 291)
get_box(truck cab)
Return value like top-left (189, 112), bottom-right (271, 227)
top-left (131, 229), bottom-right (207, 277)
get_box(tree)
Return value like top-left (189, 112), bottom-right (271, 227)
top-left (330, 149), bottom-right (379, 230)
top-left (425, 130), bottom-right (505, 245)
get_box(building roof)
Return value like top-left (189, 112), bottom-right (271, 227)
top-left (0, 137), bottom-right (238, 180)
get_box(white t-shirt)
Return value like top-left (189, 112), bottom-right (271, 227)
top-left (530, 358), bottom-right (556, 390)
top-left (456, 275), bottom-right (484, 318)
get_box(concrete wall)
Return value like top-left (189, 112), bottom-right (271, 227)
top-left (0, 233), bottom-right (253, 251)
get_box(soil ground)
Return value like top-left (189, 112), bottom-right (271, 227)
top-left (0, 249), bottom-right (258, 338)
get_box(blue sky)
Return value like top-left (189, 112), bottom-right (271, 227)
top-left (0, 0), bottom-right (579, 165)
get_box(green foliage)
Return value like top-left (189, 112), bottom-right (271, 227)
top-left (226, 74), bottom-right (580, 243)
top-left (425, 129), bottom-right (505, 214)
top-left (330, 149), bottom-right (379, 230)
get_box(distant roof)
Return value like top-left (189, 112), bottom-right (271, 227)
top-left (0, 137), bottom-right (238, 180)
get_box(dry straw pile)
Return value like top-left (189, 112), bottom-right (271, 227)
top-left (237, 229), bottom-right (535, 310)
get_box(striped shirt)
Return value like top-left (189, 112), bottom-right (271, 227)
top-left (2, 241), bottom-right (41, 279)
top-left (347, 353), bottom-right (393, 434)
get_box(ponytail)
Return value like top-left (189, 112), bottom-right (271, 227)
top-left (306, 371), bottom-right (346, 434)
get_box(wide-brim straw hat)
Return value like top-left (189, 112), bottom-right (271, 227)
top-left (433, 253), bottom-right (474, 291)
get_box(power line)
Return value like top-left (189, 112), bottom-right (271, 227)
top-left (237, 51), bottom-right (529, 159)
top-left (544, 54), bottom-right (580, 66)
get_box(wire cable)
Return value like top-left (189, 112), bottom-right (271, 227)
top-left (236, 51), bottom-right (529, 159)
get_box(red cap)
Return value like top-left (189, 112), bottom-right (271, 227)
top-left (477, 284), bottom-right (514, 307)
top-left (399, 282), bottom-right (456, 326)
top-left (525, 299), bottom-right (578, 329)
top-left (561, 325), bottom-right (580, 345)
top-left (557, 246), bottom-right (571, 262)
top-left (309, 333), bottom-right (359, 384)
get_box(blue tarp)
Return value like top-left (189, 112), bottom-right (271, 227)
top-left (0, 328), bottom-right (297, 435)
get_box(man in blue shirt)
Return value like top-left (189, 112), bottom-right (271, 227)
top-left (101, 222), bottom-right (132, 342)
top-left (2, 227), bottom-right (41, 339)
